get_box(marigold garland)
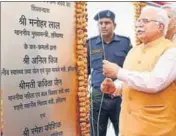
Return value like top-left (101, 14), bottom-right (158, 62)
top-left (75, 2), bottom-right (90, 136)
top-left (132, 2), bottom-right (146, 45)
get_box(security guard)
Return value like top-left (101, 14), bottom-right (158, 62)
top-left (87, 10), bottom-right (131, 136)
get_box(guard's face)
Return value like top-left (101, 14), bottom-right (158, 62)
top-left (98, 18), bottom-right (116, 37)
top-left (164, 8), bottom-right (176, 31)
top-left (135, 10), bottom-right (164, 43)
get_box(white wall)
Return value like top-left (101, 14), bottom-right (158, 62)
top-left (87, 2), bottom-right (136, 46)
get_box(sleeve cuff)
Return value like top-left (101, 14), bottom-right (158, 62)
top-left (113, 79), bottom-right (123, 97)
top-left (114, 79), bottom-right (123, 89)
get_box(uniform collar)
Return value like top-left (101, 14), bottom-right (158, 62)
top-left (96, 34), bottom-right (120, 44)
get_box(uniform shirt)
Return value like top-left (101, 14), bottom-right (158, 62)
top-left (114, 47), bottom-right (176, 93)
top-left (87, 34), bottom-right (131, 90)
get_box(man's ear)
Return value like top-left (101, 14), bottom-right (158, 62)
top-left (158, 23), bottom-right (164, 33)
top-left (114, 23), bottom-right (116, 29)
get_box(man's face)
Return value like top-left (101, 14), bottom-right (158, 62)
top-left (135, 10), bottom-right (163, 43)
top-left (164, 8), bottom-right (176, 31)
top-left (98, 18), bottom-right (116, 37)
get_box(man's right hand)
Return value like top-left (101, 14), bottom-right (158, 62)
top-left (101, 78), bottom-right (116, 94)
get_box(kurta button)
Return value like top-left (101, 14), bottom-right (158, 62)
top-left (129, 96), bottom-right (132, 101)
top-left (138, 60), bottom-right (141, 64)
top-left (128, 110), bottom-right (131, 114)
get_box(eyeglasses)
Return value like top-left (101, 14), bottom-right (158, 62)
top-left (136, 18), bottom-right (161, 25)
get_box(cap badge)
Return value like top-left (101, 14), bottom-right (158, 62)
top-left (106, 11), bottom-right (111, 17)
